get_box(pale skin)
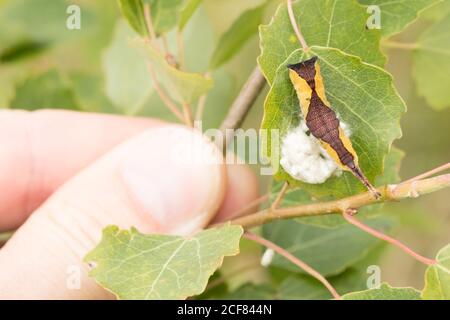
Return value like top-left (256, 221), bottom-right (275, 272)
top-left (0, 109), bottom-right (259, 299)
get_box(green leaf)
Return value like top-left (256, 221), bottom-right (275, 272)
top-left (358, 0), bottom-right (441, 37)
top-left (10, 69), bottom-right (80, 110)
top-left (117, 0), bottom-right (149, 37)
top-left (179, 0), bottom-right (203, 31)
top-left (262, 216), bottom-right (393, 276)
top-left (209, 4), bottom-right (265, 70)
top-left (261, 47), bottom-right (405, 198)
top-left (0, 0), bottom-right (76, 52)
top-left (344, 283), bottom-right (421, 300)
top-left (258, 0), bottom-right (385, 85)
top-left (421, 0), bottom-right (450, 22)
top-left (422, 243), bottom-right (450, 299)
top-left (223, 244), bottom-right (387, 300)
top-left (85, 224), bottom-right (243, 300)
top-left (144, 0), bottom-right (186, 35)
top-left (0, 64), bottom-right (27, 108)
top-left (144, 43), bottom-right (214, 104)
top-left (69, 73), bottom-right (117, 114)
top-left (412, 13), bottom-right (450, 110)
top-left (219, 283), bottom-right (276, 300)
top-left (103, 21), bottom-right (153, 114)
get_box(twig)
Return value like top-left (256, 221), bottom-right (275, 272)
top-left (401, 162), bottom-right (450, 184)
top-left (147, 64), bottom-right (185, 123)
top-left (343, 210), bottom-right (437, 266)
top-left (227, 173), bottom-right (450, 229)
top-left (245, 231), bottom-right (341, 300)
top-left (219, 66), bottom-right (266, 148)
top-left (271, 182), bottom-right (288, 211)
top-left (287, 0), bottom-right (309, 51)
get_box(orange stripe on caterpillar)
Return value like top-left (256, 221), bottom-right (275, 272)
top-left (288, 56), bottom-right (380, 199)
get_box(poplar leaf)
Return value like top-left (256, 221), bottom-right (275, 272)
top-left (143, 0), bottom-right (186, 35)
top-left (103, 21), bottom-right (152, 114)
top-left (209, 4), bottom-right (265, 70)
top-left (145, 44), bottom-right (213, 104)
top-left (117, 0), bottom-right (149, 37)
top-left (358, 0), bottom-right (441, 37)
top-left (262, 216), bottom-right (393, 276)
top-left (258, 0), bottom-right (385, 84)
top-left (412, 13), bottom-right (450, 110)
top-left (261, 47), bottom-right (405, 198)
top-left (343, 283), bottom-right (421, 300)
top-left (179, 0), bottom-right (203, 31)
top-left (11, 69), bottom-right (80, 110)
top-left (219, 283), bottom-right (276, 300)
top-left (422, 243), bottom-right (450, 299)
top-left (85, 224), bottom-right (243, 300)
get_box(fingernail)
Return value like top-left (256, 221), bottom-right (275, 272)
top-left (119, 126), bottom-right (225, 235)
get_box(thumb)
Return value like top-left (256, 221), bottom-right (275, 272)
top-left (0, 125), bottom-right (226, 299)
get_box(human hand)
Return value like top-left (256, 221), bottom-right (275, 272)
top-left (0, 110), bottom-right (258, 299)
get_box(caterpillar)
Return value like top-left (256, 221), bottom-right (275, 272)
top-left (287, 56), bottom-right (381, 199)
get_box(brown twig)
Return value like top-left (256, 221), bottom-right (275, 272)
top-left (342, 210), bottom-right (436, 266)
top-left (245, 231), bottom-right (341, 300)
top-left (401, 162), bottom-right (450, 184)
top-left (219, 66), bottom-right (266, 148)
top-left (227, 173), bottom-right (450, 229)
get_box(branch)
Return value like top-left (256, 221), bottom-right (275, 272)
top-left (245, 231), bottom-right (341, 300)
top-left (219, 66), bottom-right (266, 148)
top-left (228, 172), bottom-right (450, 229)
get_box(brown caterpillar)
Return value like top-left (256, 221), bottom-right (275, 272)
top-left (287, 56), bottom-right (381, 199)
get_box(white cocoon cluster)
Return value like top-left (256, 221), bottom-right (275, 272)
top-left (280, 121), bottom-right (350, 184)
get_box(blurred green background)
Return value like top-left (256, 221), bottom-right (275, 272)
top-left (0, 0), bottom-right (448, 292)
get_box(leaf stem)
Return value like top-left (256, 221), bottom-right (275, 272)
top-left (143, 4), bottom-right (159, 48)
top-left (342, 210), bottom-right (437, 266)
top-left (195, 72), bottom-right (211, 121)
top-left (147, 64), bottom-right (185, 123)
top-left (226, 172), bottom-right (450, 229)
top-left (287, 0), bottom-right (309, 52)
top-left (181, 102), bottom-right (194, 127)
top-left (244, 231), bottom-right (341, 300)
